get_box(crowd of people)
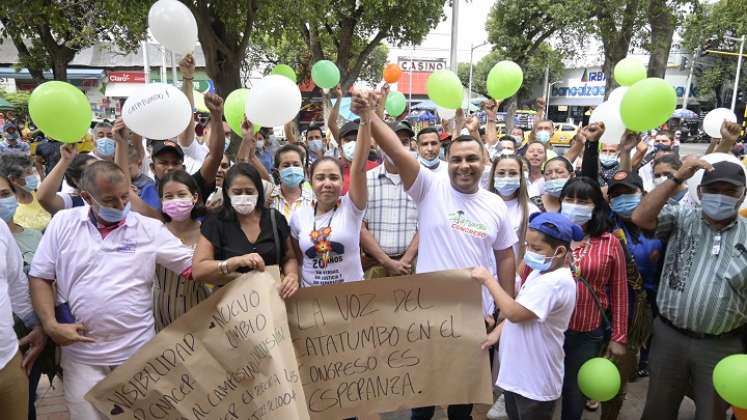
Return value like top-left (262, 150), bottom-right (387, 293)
top-left (0, 57), bottom-right (745, 420)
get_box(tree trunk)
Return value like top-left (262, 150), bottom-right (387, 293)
top-left (197, 29), bottom-right (242, 97)
top-left (52, 55), bottom-right (69, 81)
top-left (602, 42), bottom-right (629, 99)
top-left (646, 0), bottom-right (675, 78)
top-left (505, 96), bottom-right (518, 133)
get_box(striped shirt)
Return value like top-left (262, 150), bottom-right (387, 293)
top-left (655, 204), bottom-right (747, 334)
top-left (569, 232), bottom-right (629, 343)
top-left (364, 165), bottom-right (418, 256)
top-left (271, 183), bottom-right (314, 221)
top-left (153, 263), bottom-right (210, 332)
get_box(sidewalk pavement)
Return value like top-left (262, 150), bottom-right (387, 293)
top-left (35, 375), bottom-right (701, 420)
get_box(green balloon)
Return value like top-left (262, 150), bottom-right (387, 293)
top-left (28, 81), bottom-right (91, 143)
top-left (385, 91), bottom-right (407, 117)
top-left (271, 64), bottom-right (297, 83)
top-left (620, 78), bottom-right (676, 132)
top-left (311, 60), bottom-right (340, 89)
top-left (614, 57), bottom-right (647, 87)
top-left (578, 357), bottom-right (621, 402)
top-left (487, 60), bottom-right (523, 100)
top-left (713, 354), bottom-right (747, 409)
top-left (426, 70), bottom-right (463, 110)
top-left (224, 88), bottom-right (250, 136)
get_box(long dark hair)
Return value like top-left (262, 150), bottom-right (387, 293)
top-left (158, 169), bottom-right (206, 222)
top-left (560, 176), bottom-right (612, 237)
top-left (488, 154), bottom-right (530, 259)
top-left (219, 162), bottom-right (265, 221)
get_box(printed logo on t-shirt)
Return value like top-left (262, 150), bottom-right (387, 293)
top-left (115, 241), bottom-right (137, 254)
top-left (304, 241), bottom-right (346, 285)
top-left (448, 210), bottom-right (488, 239)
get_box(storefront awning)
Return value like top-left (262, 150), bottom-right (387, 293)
top-left (0, 67), bottom-right (104, 80)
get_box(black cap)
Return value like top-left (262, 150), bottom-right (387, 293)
top-left (701, 161), bottom-right (746, 187)
top-left (388, 120), bottom-right (415, 137)
top-left (608, 170), bottom-right (643, 193)
top-left (339, 121), bottom-right (359, 139)
top-left (151, 140), bottom-right (184, 160)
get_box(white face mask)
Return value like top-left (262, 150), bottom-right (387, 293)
top-left (256, 139), bottom-right (265, 150)
top-left (654, 176), bottom-right (669, 187)
top-left (230, 194), bottom-right (258, 215)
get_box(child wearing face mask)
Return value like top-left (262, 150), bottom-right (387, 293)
top-left (475, 212), bottom-right (581, 420)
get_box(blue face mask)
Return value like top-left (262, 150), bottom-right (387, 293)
top-left (544, 178), bottom-right (568, 197)
top-left (561, 202), bottom-right (594, 225)
top-left (701, 193), bottom-right (739, 221)
top-left (5, 131), bottom-right (19, 141)
top-left (96, 137), bottom-right (116, 157)
top-left (279, 166), bottom-right (305, 187)
top-left (308, 139), bottom-right (324, 154)
top-left (536, 130), bottom-right (551, 144)
top-left (600, 154), bottom-right (618, 168)
top-left (610, 193), bottom-right (641, 218)
top-left (90, 196), bottom-right (131, 223)
top-left (24, 174), bottom-right (39, 192)
top-left (524, 249), bottom-right (557, 272)
top-left (494, 176), bottom-right (520, 196)
top-left (419, 155), bottom-right (441, 169)
top-left (0, 196), bottom-right (18, 222)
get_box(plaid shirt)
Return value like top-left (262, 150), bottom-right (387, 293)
top-left (655, 204), bottom-right (747, 334)
top-left (364, 165), bottom-right (418, 256)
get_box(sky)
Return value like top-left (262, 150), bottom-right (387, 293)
top-left (386, 0), bottom-right (495, 67)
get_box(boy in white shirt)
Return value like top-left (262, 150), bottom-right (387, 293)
top-left (473, 212), bottom-right (580, 420)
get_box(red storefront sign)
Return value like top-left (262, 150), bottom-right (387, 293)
top-left (107, 71), bottom-right (146, 83)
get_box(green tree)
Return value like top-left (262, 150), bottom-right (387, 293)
top-left (485, 0), bottom-right (586, 126)
top-left (263, 0), bottom-right (446, 91)
top-left (681, 0), bottom-right (747, 107)
top-left (0, 0), bottom-right (148, 82)
top-left (588, 0), bottom-right (647, 95)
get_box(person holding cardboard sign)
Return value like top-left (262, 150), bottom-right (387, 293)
top-left (289, 89), bottom-right (372, 288)
top-left (475, 212), bottom-right (581, 420)
top-left (353, 90), bottom-right (517, 420)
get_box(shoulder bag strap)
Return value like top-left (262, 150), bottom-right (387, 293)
top-left (269, 209), bottom-right (282, 266)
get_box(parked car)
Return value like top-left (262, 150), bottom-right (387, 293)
top-left (551, 123), bottom-right (578, 146)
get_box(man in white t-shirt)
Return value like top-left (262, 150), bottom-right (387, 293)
top-left (29, 161), bottom-right (193, 420)
top-left (416, 127), bottom-right (448, 176)
top-left (355, 92), bottom-right (517, 420)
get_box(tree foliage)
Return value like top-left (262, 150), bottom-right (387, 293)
top-left (681, 0), bottom-right (747, 107)
top-left (0, 0), bottom-right (148, 82)
top-left (258, 0), bottom-right (446, 91)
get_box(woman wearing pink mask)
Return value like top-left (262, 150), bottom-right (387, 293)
top-left (153, 170), bottom-right (210, 331)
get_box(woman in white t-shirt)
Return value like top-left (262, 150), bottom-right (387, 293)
top-left (290, 99), bottom-right (372, 287)
top-left (488, 155), bottom-right (540, 262)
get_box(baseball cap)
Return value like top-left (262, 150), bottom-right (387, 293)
top-left (529, 212), bottom-right (584, 243)
top-left (701, 161), bottom-right (746, 187)
top-left (388, 120), bottom-right (415, 137)
top-left (151, 140), bottom-right (184, 160)
top-left (608, 170), bottom-right (644, 193)
top-left (339, 121), bottom-right (360, 139)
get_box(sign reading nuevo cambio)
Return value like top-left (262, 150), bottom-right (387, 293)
top-left (287, 270), bottom-right (493, 419)
top-left (85, 270), bottom-right (309, 420)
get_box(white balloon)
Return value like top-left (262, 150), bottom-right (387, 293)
top-left (607, 86), bottom-right (628, 103)
top-left (687, 152), bottom-right (745, 204)
top-left (437, 106), bottom-right (456, 120)
top-left (148, 0), bottom-right (198, 55)
top-left (122, 83), bottom-right (192, 140)
top-left (589, 101), bottom-right (625, 144)
top-left (245, 75), bottom-right (302, 128)
top-left (703, 108), bottom-right (737, 138)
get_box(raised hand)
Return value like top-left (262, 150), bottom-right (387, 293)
top-left (720, 120), bottom-right (741, 141)
top-left (179, 54), bottom-right (195, 79)
top-left (580, 122), bottom-right (605, 142)
top-left (112, 118), bottom-right (128, 143)
top-left (620, 130), bottom-right (641, 152)
top-left (204, 93), bottom-right (224, 116)
top-left (675, 158), bottom-right (714, 181)
top-left (60, 143), bottom-right (78, 162)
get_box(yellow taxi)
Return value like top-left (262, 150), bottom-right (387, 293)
top-left (550, 122), bottom-right (578, 146)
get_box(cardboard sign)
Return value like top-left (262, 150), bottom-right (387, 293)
top-left (287, 269), bottom-right (493, 419)
top-left (85, 270), bottom-right (310, 420)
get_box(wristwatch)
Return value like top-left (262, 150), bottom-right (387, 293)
top-left (671, 175), bottom-right (684, 185)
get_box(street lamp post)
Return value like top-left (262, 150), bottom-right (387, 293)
top-left (449, 0), bottom-right (459, 72)
top-left (725, 34), bottom-right (745, 112)
top-left (468, 41), bottom-right (489, 111)
top-left (546, 81), bottom-right (562, 118)
top-left (682, 48), bottom-right (698, 110)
